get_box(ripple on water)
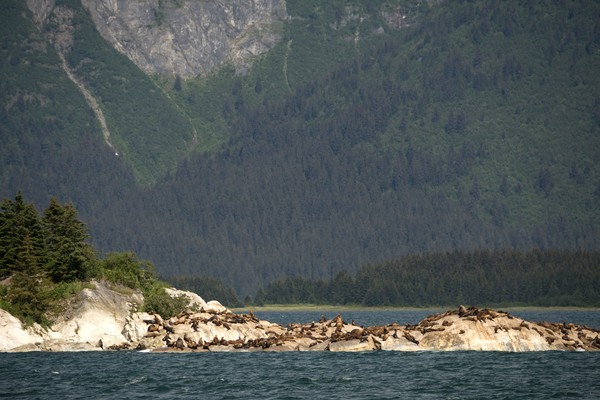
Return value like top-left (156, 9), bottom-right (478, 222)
top-left (1, 310), bottom-right (600, 399)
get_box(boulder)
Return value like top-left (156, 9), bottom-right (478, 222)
top-left (165, 288), bottom-right (207, 310)
top-left (204, 300), bottom-right (228, 314)
top-left (122, 312), bottom-right (155, 343)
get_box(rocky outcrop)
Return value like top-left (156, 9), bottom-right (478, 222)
top-left (80, 0), bottom-right (287, 78)
top-left (0, 310), bottom-right (45, 351)
top-left (382, 306), bottom-right (600, 352)
top-left (0, 281), bottom-right (145, 352)
top-left (1, 286), bottom-right (599, 353)
top-left (110, 306), bottom-right (600, 353)
top-left (49, 281), bottom-right (144, 350)
top-left (26, 0), bottom-right (287, 78)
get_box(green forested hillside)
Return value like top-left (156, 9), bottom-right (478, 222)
top-left (1, 0), bottom-right (194, 186)
top-left (1, 0), bottom-right (599, 298)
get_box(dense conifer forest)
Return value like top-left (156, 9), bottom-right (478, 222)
top-left (258, 249), bottom-right (600, 307)
top-left (1, 0), bottom-right (599, 298)
top-left (2, 194), bottom-right (598, 309)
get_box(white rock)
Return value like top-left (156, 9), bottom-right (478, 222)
top-left (204, 300), bottom-right (228, 313)
top-left (50, 281), bottom-right (141, 347)
top-left (0, 309), bottom-right (43, 351)
top-left (122, 312), bottom-right (154, 343)
top-left (165, 288), bottom-right (207, 310)
top-left (380, 336), bottom-right (422, 351)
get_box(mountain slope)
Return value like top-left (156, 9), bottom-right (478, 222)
top-left (1, 0), bottom-right (599, 297)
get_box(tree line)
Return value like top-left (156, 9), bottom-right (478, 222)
top-left (258, 249), bottom-right (600, 307)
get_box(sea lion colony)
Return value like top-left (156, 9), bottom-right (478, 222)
top-left (114, 306), bottom-right (600, 352)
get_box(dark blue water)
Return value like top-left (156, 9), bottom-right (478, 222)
top-left (1, 310), bottom-right (599, 399)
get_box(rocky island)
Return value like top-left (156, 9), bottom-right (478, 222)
top-left (1, 281), bottom-right (599, 353)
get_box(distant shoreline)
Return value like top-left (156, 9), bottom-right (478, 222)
top-left (233, 304), bottom-right (600, 312)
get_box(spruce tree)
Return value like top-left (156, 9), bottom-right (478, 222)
top-left (42, 198), bottom-right (97, 282)
top-left (0, 192), bottom-right (45, 278)
top-left (7, 233), bottom-right (51, 324)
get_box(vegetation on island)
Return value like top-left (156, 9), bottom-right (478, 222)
top-left (0, 193), bottom-right (189, 325)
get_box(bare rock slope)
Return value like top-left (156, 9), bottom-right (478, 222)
top-left (26, 0), bottom-right (287, 78)
top-left (80, 0), bottom-right (287, 78)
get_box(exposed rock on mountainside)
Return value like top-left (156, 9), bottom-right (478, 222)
top-left (79, 0), bottom-right (287, 78)
top-left (26, 0), bottom-right (287, 78)
top-left (1, 282), bottom-right (599, 352)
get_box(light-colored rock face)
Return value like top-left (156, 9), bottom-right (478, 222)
top-left (80, 0), bottom-right (287, 78)
top-left (386, 307), bottom-right (600, 352)
top-left (2, 292), bottom-right (600, 352)
top-left (0, 310), bottom-right (43, 351)
top-left (49, 281), bottom-right (143, 348)
top-left (164, 287), bottom-right (206, 309)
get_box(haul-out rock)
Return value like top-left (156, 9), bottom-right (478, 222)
top-left (395, 306), bottom-right (600, 352)
top-left (127, 306), bottom-right (600, 353)
top-left (1, 282), bottom-right (599, 353)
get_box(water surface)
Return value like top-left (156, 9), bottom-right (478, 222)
top-left (1, 310), bottom-right (599, 399)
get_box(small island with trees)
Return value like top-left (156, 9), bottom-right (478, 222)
top-left (0, 192), bottom-right (188, 326)
top-left (2, 192), bottom-right (600, 328)
top-left (1, 193), bottom-right (599, 353)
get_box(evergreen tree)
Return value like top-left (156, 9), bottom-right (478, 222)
top-left (7, 234), bottom-right (51, 324)
top-left (0, 193), bottom-right (44, 278)
top-left (42, 198), bottom-right (97, 282)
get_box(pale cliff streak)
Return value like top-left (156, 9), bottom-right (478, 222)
top-left (80, 0), bottom-right (288, 78)
top-left (25, 1), bottom-right (118, 152)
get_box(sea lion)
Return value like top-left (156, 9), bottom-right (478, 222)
top-left (403, 331), bottom-right (419, 344)
top-left (333, 314), bottom-right (343, 331)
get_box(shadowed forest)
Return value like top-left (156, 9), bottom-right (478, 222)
top-left (1, 0), bottom-right (599, 299)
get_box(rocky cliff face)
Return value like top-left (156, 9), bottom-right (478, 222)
top-left (25, 0), bottom-right (287, 78)
top-left (79, 0), bottom-right (287, 78)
